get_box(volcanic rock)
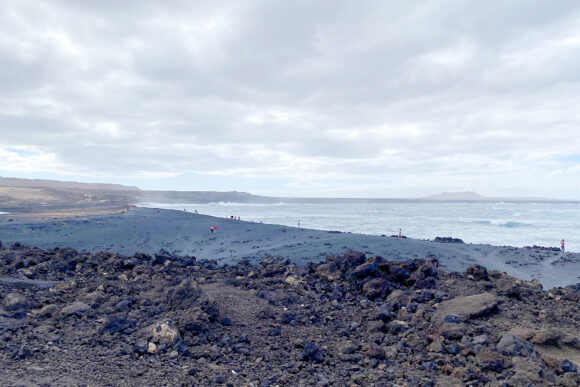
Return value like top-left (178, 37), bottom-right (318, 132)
top-left (2, 292), bottom-right (26, 311)
top-left (149, 320), bottom-right (180, 345)
top-left (37, 304), bottom-right (59, 319)
top-left (432, 293), bottom-right (501, 323)
top-left (362, 277), bottom-right (391, 299)
top-left (60, 301), bottom-right (90, 318)
top-left (496, 333), bottom-right (537, 357)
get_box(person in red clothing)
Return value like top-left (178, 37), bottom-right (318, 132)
top-left (561, 239), bottom-right (565, 252)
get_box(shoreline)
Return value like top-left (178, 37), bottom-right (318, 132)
top-left (0, 206), bottom-right (579, 289)
top-left (137, 201), bottom-right (579, 254)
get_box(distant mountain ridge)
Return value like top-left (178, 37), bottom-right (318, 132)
top-left (421, 191), bottom-right (488, 201)
top-left (0, 177), bottom-right (139, 192)
top-left (138, 190), bottom-right (278, 204)
top-left (1, 177), bottom-right (576, 210)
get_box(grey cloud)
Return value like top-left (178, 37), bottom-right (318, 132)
top-left (1, 0), bottom-right (580, 198)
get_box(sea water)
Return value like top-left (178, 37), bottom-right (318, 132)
top-left (139, 201), bottom-right (580, 252)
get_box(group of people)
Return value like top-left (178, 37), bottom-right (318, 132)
top-left (229, 215), bottom-right (240, 220)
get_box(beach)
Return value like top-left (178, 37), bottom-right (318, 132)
top-left (1, 206), bottom-right (578, 289)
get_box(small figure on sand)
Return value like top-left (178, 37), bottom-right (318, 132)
top-left (210, 226), bottom-right (218, 234)
top-left (298, 220), bottom-right (301, 228)
top-left (398, 228), bottom-right (402, 239)
top-left (195, 210), bottom-right (198, 214)
top-left (561, 239), bottom-right (565, 252)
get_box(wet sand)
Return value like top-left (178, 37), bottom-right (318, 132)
top-left (1, 206), bottom-right (579, 289)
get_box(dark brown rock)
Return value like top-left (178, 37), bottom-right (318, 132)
top-left (432, 293), bottom-right (501, 324)
top-left (362, 277), bottom-right (392, 299)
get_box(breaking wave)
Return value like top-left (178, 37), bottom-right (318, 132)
top-left (473, 220), bottom-right (531, 228)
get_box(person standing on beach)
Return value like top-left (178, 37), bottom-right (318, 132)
top-left (398, 229), bottom-right (402, 239)
top-left (561, 239), bottom-right (565, 252)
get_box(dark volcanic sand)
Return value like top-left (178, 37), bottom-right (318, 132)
top-left (1, 207), bottom-right (579, 289)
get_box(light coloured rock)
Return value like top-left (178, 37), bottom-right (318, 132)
top-left (428, 337), bottom-right (444, 353)
top-left (3, 293), bottom-right (27, 311)
top-left (386, 289), bottom-right (408, 304)
top-left (284, 276), bottom-right (306, 294)
top-left (38, 304), bottom-right (59, 319)
top-left (147, 342), bottom-right (158, 354)
top-left (476, 349), bottom-right (505, 371)
top-left (150, 320), bottom-right (180, 345)
top-left (438, 323), bottom-right (466, 340)
top-left (432, 293), bottom-right (501, 323)
top-left (509, 357), bottom-right (545, 384)
top-left (316, 263), bottom-right (341, 281)
top-left (60, 301), bottom-right (90, 317)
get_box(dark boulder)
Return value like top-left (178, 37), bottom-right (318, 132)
top-left (328, 251), bottom-right (366, 273)
top-left (349, 256), bottom-right (382, 279)
top-left (362, 277), bottom-right (392, 299)
top-left (497, 334), bottom-right (537, 358)
top-left (561, 359), bottom-right (578, 373)
top-left (433, 237), bottom-right (464, 243)
top-left (168, 279), bottom-right (202, 309)
top-left (465, 265), bottom-right (489, 281)
top-left (3, 293), bottom-right (27, 312)
top-left (60, 301), bottom-right (91, 318)
top-left (178, 308), bottom-right (209, 335)
top-left (260, 256), bottom-right (290, 277)
top-left (301, 342), bottom-right (324, 362)
top-left (103, 316), bottom-right (135, 334)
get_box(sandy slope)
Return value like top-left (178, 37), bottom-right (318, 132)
top-left (0, 207), bottom-right (579, 289)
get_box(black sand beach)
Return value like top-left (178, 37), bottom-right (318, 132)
top-left (1, 207), bottom-right (579, 289)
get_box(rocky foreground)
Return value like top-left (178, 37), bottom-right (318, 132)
top-left (0, 242), bottom-right (579, 386)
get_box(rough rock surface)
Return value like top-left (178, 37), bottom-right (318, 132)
top-left (431, 292), bottom-right (501, 323)
top-left (0, 244), bottom-right (578, 386)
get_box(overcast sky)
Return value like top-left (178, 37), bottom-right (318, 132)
top-left (1, 1), bottom-right (579, 199)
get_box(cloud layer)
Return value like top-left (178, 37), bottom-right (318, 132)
top-left (1, 0), bottom-right (580, 198)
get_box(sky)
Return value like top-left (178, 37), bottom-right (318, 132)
top-left (1, 1), bottom-right (580, 199)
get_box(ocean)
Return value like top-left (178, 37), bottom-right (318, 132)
top-left (139, 200), bottom-right (580, 253)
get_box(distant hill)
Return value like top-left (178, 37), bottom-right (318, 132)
top-left (0, 177), bottom-right (139, 191)
top-left (0, 177), bottom-right (139, 215)
top-left (136, 190), bottom-right (278, 204)
top-left (1, 177), bottom-right (576, 215)
top-left (421, 191), bottom-right (488, 201)
top-left (0, 177), bottom-right (280, 215)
